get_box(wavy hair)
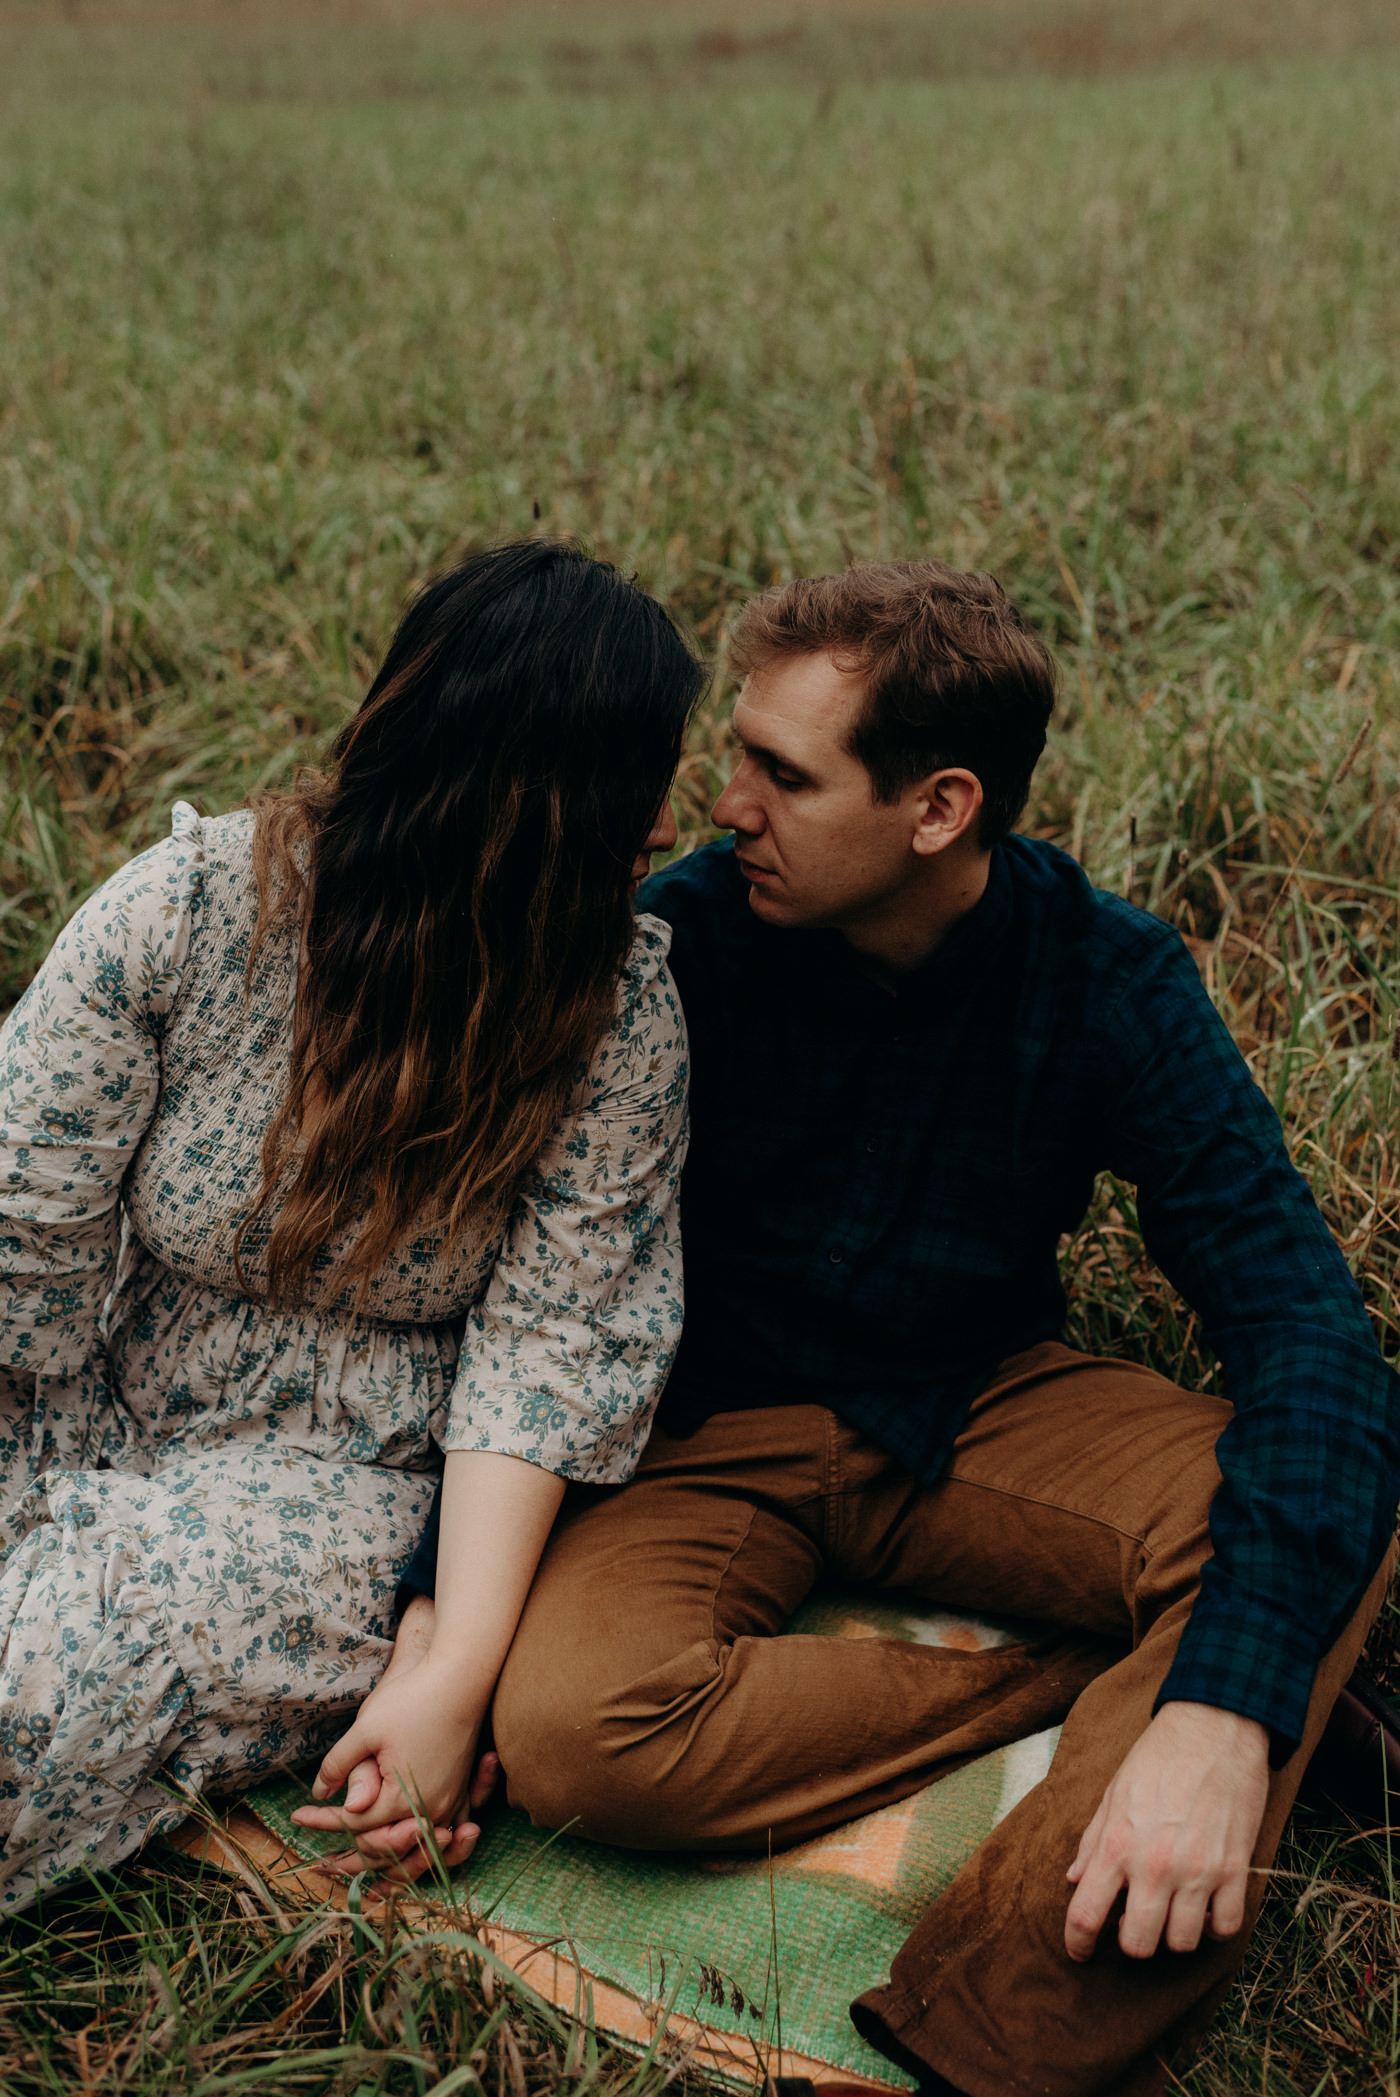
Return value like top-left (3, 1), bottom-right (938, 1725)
top-left (237, 540), bottom-right (705, 1308)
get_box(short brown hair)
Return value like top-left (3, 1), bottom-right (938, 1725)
top-left (728, 560), bottom-right (1056, 846)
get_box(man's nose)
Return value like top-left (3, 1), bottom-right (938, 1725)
top-left (712, 763), bottom-right (759, 834)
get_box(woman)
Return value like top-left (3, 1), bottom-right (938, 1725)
top-left (0, 539), bottom-right (704, 1909)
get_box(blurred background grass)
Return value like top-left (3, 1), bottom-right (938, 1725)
top-left (2, 3), bottom-right (1399, 2091)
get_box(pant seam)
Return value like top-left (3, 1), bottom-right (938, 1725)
top-left (706, 1499), bottom-right (763, 1651)
top-left (940, 1471), bottom-right (1155, 1553)
top-left (823, 1409), bottom-right (843, 1560)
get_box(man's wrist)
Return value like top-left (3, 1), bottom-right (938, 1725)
top-left (1155, 1700), bottom-right (1270, 1755)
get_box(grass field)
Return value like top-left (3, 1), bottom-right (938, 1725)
top-left (2, 2), bottom-right (1400, 2090)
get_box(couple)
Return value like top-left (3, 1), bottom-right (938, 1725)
top-left (0, 540), bottom-right (1396, 2096)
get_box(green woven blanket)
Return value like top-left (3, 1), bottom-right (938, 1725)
top-left (243, 1589), bottom-right (1059, 2085)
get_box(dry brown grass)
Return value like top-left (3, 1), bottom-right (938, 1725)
top-left (3, 0), bottom-right (1399, 83)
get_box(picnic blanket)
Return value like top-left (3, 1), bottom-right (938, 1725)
top-left (233, 1587), bottom-right (1060, 2089)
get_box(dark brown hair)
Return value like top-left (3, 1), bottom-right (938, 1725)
top-left (239, 539), bottom-right (705, 1308)
top-left (728, 560), bottom-right (1056, 845)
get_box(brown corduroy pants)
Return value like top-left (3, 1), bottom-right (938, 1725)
top-left (491, 1343), bottom-right (1393, 2097)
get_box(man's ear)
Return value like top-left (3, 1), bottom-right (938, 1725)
top-left (911, 768), bottom-right (984, 856)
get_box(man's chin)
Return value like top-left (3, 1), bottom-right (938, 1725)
top-left (744, 883), bottom-right (805, 926)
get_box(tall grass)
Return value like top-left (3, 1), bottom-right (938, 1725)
top-left (1, 7), bottom-right (1399, 2091)
top-left (0, 1840), bottom-right (705, 2095)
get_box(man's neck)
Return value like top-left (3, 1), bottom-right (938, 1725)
top-left (839, 849), bottom-right (992, 977)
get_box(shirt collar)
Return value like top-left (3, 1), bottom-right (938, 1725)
top-left (823, 842), bottom-right (1013, 1014)
top-left (897, 841), bottom-right (1014, 1003)
top-left (766, 843), bottom-right (1015, 1017)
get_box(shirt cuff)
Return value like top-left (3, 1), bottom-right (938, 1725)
top-left (1155, 1580), bottom-right (1321, 1765)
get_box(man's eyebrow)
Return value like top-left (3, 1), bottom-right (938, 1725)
top-left (732, 718), bottom-right (810, 776)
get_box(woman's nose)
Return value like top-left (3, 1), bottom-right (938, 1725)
top-left (644, 800), bottom-right (679, 853)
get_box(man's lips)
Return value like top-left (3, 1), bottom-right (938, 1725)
top-left (736, 856), bottom-right (778, 883)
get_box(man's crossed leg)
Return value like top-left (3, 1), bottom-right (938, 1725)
top-left (491, 1344), bottom-right (1391, 2097)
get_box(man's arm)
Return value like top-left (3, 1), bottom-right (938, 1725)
top-left (1064, 918), bottom-right (1400, 1957)
top-left (1094, 923), bottom-right (1399, 1756)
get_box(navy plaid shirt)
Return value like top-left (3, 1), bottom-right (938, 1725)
top-left (637, 835), bottom-right (1400, 1754)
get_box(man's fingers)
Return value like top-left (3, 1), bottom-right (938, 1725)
top-left (357, 1823), bottom-right (453, 1869)
top-left (366, 1822), bottom-right (481, 1889)
top-left (345, 1816), bottom-right (424, 1861)
top-left (445, 1822), bottom-right (482, 1869)
top-left (1204, 1869), bottom-right (1249, 1941)
top-left (1064, 1852), bottom-right (1126, 1963)
top-left (1066, 1798), bottom-right (1107, 1887)
top-left (470, 1751), bottom-right (500, 1813)
top-left (292, 1802), bottom-right (358, 1831)
top-left (319, 1827), bottom-right (453, 1882)
top-left (1161, 1881), bottom-right (1212, 1956)
top-left (1117, 1869), bottom-right (1174, 1960)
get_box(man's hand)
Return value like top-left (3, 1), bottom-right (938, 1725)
top-left (1065, 1701), bottom-right (1270, 1962)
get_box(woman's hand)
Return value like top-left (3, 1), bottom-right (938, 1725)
top-left (302, 1647), bottom-right (480, 1828)
top-left (294, 1597), bottom-right (501, 1881)
top-left (292, 1650), bottom-right (489, 1875)
top-left (313, 1591), bottom-right (437, 1822)
top-left (291, 1452), bottom-right (566, 1883)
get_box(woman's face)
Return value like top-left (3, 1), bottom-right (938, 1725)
top-left (629, 796), bottom-right (679, 897)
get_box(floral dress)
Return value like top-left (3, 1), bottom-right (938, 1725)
top-left (0, 804), bottom-right (688, 1910)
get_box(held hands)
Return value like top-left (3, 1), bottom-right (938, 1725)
top-left (293, 1453), bottom-right (566, 1886)
top-left (1065, 1701), bottom-right (1270, 1962)
top-left (292, 1595), bottom-right (494, 1880)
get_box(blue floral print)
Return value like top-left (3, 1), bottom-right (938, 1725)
top-left (0, 805), bottom-right (687, 1910)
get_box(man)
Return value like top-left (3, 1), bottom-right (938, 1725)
top-left (339, 563), bottom-right (1400, 2094)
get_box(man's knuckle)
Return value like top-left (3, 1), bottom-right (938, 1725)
top-left (1143, 1838), bottom-right (1178, 1881)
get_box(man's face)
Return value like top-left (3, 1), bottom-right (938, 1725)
top-left (710, 650), bottom-right (927, 932)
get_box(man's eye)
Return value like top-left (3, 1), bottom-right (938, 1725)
top-left (772, 769), bottom-right (803, 789)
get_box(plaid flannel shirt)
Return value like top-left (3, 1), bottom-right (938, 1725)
top-left (638, 835), bottom-right (1400, 1755)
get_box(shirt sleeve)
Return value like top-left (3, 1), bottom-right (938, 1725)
top-left (1095, 926), bottom-right (1400, 1757)
top-left (439, 913), bottom-right (689, 1483)
top-left (0, 804), bottom-right (204, 1381)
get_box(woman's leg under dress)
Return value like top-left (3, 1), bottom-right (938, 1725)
top-left (0, 1440), bottom-right (435, 1911)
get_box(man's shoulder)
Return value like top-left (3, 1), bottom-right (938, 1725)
top-left (1004, 834), bottom-right (1188, 984)
top-left (637, 840), bottom-right (752, 943)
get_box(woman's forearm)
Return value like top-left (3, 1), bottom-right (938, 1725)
top-left (296, 1448), bottom-right (566, 1832)
top-left (426, 1448), bottom-right (567, 1718)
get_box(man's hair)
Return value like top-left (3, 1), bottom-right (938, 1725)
top-left (728, 560), bottom-right (1057, 847)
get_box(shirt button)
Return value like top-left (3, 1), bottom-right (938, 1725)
top-left (828, 1248), bottom-right (844, 1264)
top-left (865, 1139), bottom-right (877, 1153)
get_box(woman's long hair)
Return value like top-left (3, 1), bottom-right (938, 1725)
top-left (237, 540), bottom-right (705, 1309)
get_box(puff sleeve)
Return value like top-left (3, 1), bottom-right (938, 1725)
top-left (0, 805), bottom-right (204, 1475)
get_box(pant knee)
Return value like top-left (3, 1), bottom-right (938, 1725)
top-left (493, 1681), bottom-right (663, 1844)
top-left (493, 1641), bottom-right (722, 1848)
